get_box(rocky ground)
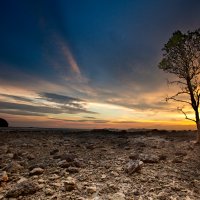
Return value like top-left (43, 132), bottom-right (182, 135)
top-left (0, 128), bottom-right (200, 200)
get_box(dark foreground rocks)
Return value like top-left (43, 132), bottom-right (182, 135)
top-left (0, 128), bottom-right (200, 199)
top-left (5, 180), bottom-right (39, 198)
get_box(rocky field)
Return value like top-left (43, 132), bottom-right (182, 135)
top-left (0, 128), bottom-right (200, 200)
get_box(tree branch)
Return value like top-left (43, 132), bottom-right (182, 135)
top-left (177, 107), bottom-right (196, 122)
top-left (166, 92), bottom-right (192, 105)
top-left (167, 80), bottom-right (187, 86)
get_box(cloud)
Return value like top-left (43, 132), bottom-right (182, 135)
top-left (0, 92), bottom-right (96, 117)
top-left (106, 98), bottom-right (169, 112)
top-left (112, 120), bottom-right (139, 124)
top-left (49, 117), bottom-right (109, 123)
top-left (61, 42), bottom-right (81, 75)
top-left (39, 92), bottom-right (96, 114)
top-left (0, 101), bottom-right (61, 114)
top-left (0, 94), bottom-right (34, 103)
top-left (0, 109), bottom-right (45, 116)
top-left (39, 92), bottom-right (84, 104)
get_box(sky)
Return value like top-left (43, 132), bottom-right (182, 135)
top-left (0, 0), bottom-right (200, 129)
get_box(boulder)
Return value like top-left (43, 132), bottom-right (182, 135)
top-left (0, 118), bottom-right (8, 127)
top-left (29, 167), bottom-right (44, 176)
top-left (125, 160), bottom-right (143, 174)
top-left (129, 153), bottom-right (160, 163)
top-left (63, 177), bottom-right (76, 191)
top-left (5, 180), bottom-right (39, 198)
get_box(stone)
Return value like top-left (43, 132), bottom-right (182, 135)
top-left (101, 174), bottom-right (107, 179)
top-left (63, 177), bottom-right (76, 191)
top-left (110, 171), bottom-right (119, 176)
top-left (109, 192), bottom-right (125, 200)
top-left (60, 154), bottom-right (76, 162)
top-left (66, 166), bottom-right (79, 173)
top-left (58, 160), bottom-right (70, 168)
top-left (29, 163), bottom-right (46, 171)
top-left (159, 154), bottom-right (167, 160)
top-left (29, 167), bottom-right (44, 176)
top-left (172, 158), bottom-right (182, 163)
top-left (174, 151), bottom-right (187, 156)
top-left (141, 154), bottom-right (159, 163)
top-left (38, 179), bottom-right (45, 184)
top-left (17, 177), bottom-right (28, 184)
top-left (50, 149), bottom-right (59, 155)
top-left (132, 154), bottom-right (160, 163)
top-left (1, 171), bottom-right (8, 182)
top-left (7, 153), bottom-right (14, 159)
top-left (5, 180), bottom-right (39, 198)
top-left (5, 161), bottom-right (23, 173)
top-left (27, 154), bottom-right (35, 160)
top-left (125, 160), bottom-right (143, 174)
top-left (45, 188), bottom-right (54, 195)
top-left (87, 185), bottom-right (97, 194)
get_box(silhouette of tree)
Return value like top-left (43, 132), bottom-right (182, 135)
top-left (159, 29), bottom-right (200, 143)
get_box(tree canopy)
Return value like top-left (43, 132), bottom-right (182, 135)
top-left (159, 29), bottom-right (200, 143)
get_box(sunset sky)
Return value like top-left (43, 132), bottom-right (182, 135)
top-left (0, 0), bottom-right (200, 129)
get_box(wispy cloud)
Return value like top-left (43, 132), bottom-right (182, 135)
top-left (48, 34), bottom-right (88, 83)
top-left (39, 92), bottom-right (84, 104)
top-left (61, 43), bottom-right (81, 75)
top-left (0, 92), bottom-right (97, 117)
top-left (49, 117), bottom-right (109, 124)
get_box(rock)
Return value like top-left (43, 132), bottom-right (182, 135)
top-left (109, 192), bottom-right (125, 200)
top-left (86, 185), bottom-right (97, 194)
top-left (66, 166), bottom-right (79, 173)
top-left (60, 154), bottom-right (76, 162)
top-left (63, 177), bottom-right (76, 191)
top-left (0, 118), bottom-right (8, 127)
top-left (29, 163), bottom-right (46, 171)
top-left (129, 154), bottom-right (139, 160)
top-left (27, 154), bottom-right (35, 160)
top-left (58, 160), bottom-right (70, 168)
top-left (110, 171), bottom-right (119, 176)
top-left (125, 160), bottom-right (143, 174)
top-left (38, 179), bottom-right (45, 184)
top-left (131, 154), bottom-right (160, 163)
top-left (7, 153), bottom-right (14, 159)
top-left (135, 142), bottom-right (146, 147)
top-left (29, 167), bottom-right (44, 176)
top-left (101, 174), bottom-right (107, 179)
top-left (174, 151), bottom-right (187, 156)
top-left (5, 161), bottom-right (23, 173)
top-left (50, 149), bottom-right (59, 155)
top-left (86, 144), bottom-right (95, 150)
top-left (13, 152), bottom-right (22, 160)
top-left (5, 180), bottom-right (39, 198)
top-left (72, 159), bottom-right (82, 168)
top-left (45, 188), bottom-right (54, 195)
top-left (139, 154), bottom-right (159, 163)
top-left (17, 177), bottom-right (28, 184)
top-left (1, 171), bottom-right (8, 182)
top-left (48, 174), bottom-right (60, 180)
top-left (172, 158), bottom-right (182, 163)
top-left (159, 154), bottom-right (167, 160)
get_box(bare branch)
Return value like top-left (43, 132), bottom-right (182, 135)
top-left (167, 80), bottom-right (187, 86)
top-left (166, 92), bottom-right (192, 105)
top-left (177, 107), bottom-right (196, 122)
top-left (167, 97), bottom-right (191, 105)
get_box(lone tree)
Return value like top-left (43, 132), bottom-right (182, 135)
top-left (159, 29), bottom-right (200, 143)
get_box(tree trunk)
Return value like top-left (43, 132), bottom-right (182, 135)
top-left (195, 108), bottom-right (200, 143)
top-left (196, 122), bottom-right (200, 143)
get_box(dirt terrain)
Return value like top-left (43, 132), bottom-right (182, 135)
top-left (0, 128), bottom-right (200, 200)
